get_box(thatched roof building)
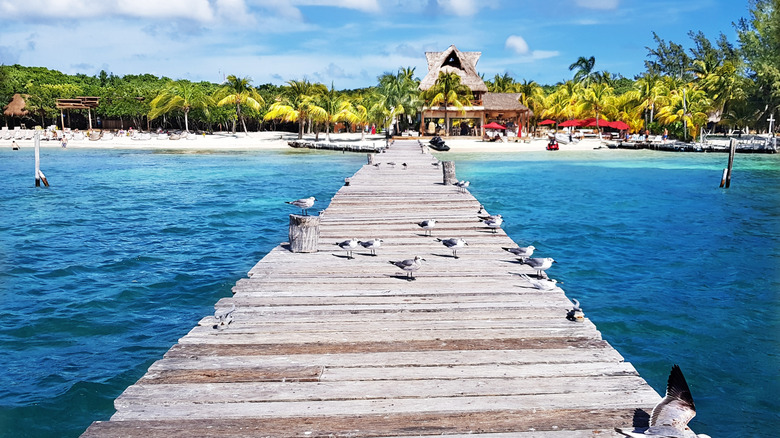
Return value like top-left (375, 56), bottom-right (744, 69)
top-left (420, 45), bottom-right (488, 94)
top-left (418, 46), bottom-right (532, 137)
top-left (3, 93), bottom-right (29, 117)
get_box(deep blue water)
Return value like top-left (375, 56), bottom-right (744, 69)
top-left (0, 147), bottom-right (778, 437)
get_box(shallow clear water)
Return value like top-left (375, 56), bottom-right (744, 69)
top-left (0, 147), bottom-right (778, 437)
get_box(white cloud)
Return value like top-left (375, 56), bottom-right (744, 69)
top-left (505, 35), bottom-right (529, 55)
top-left (437, 0), bottom-right (477, 16)
top-left (0, 0), bottom-right (216, 21)
top-left (530, 50), bottom-right (559, 60)
top-left (574, 0), bottom-right (620, 10)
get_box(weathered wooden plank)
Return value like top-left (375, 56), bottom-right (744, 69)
top-left (163, 338), bottom-right (610, 358)
top-left (84, 409), bottom-right (649, 437)
top-left (116, 375), bottom-right (651, 406)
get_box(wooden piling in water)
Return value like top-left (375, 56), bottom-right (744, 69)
top-left (34, 130), bottom-right (49, 187)
top-left (82, 140), bottom-right (663, 437)
top-left (721, 138), bottom-right (737, 188)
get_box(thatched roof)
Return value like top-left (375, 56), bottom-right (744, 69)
top-left (419, 45), bottom-right (488, 93)
top-left (483, 93), bottom-right (531, 112)
top-left (4, 93), bottom-right (29, 117)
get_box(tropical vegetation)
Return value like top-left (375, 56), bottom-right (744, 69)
top-left (0, 0), bottom-right (776, 141)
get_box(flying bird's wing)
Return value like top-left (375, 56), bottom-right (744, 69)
top-left (649, 365), bottom-right (697, 432)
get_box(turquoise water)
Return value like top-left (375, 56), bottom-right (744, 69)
top-left (0, 147), bottom-right (778, 436)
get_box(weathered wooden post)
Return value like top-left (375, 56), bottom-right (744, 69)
top-left (720, 138), bottom-right (736, 188)
top-left (34, 130), bottom-right (49, 187)
top-left (442, 160), bottom-right (456, 185)
top-left (288, 214), bottom-right (320, 253)
top-left (367, 153), bottom-right (374, 165)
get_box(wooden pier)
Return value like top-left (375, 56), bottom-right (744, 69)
top-left (83, 140), bottom-right (661, 437)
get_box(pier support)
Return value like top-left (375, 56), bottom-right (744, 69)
top-left (288, 214), bottom-right (320, 253)
top-left (720, 138), bottom-right (736, 188)
top-left (34, 131), bottom-right (49, 187)
top-left (367, 153), bottom-right (374, 165)
top-left (442, 160), bottom-right (456, 185)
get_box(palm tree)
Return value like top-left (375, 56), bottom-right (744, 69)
top-left (635, 72), bottom-right (664, 129)
top-left (264, 79), bottom-right (325, 139)
top-left (487, 73), bottom-right (515, 93)
top-left (568, 56), bottom-right (597, 84)
top-left (375, 68), bottom-right (421, 134)
top-left (215, 75), bottom-right (264, 134)
top-left (149, 80), bottom-right (213, 132)
top-left (578, 82), bottom-right (615, 139)
top-left (656, 84), bottom-right (712, 141)
top-left (422, 71), bottom-right (472, 136)
top-left (315, 83), bottom-right (352, 142)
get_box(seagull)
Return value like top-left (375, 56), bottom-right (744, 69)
top-left (503, 245), bottom-right (536, 261)
top-left (437, 237), bottom-right (468, 258)
top-left (431, 161), bottom-right (440, 167)
top-left (616, 365), bottom-right (710, 438)
top-left (417, 219), bottom-right (436, 236)
top-left (454, 180), bottom-right (470, 193)
top-left (523, 257), bottom-right (556, 277)
top-left (335, 238), bottom-right (359, 259)
top-left (517, 273), bottom-right (557, 290)
top-left (566, 298), bottom-right (584, 321)
top-left (402, 163), bottom-right (408, 170)
top-left (483, 215), bottom-right (503, 233)
top-left (373, 163), bottom-right (381, 167)
top-left (389, 256), bottom-right (425, 281)
top-left (387, 162), bottom-right (396, 167)
top-left (477, 204), bottom-right (492, 220)
top-left (286, 196), bottom-right (316, 215)
top-left (213, 303), bottom-right (235, 329)
top-left (358, 238), bottom-right (383, 256)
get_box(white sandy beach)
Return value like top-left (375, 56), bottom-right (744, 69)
top-left (3, 130), bottom-right (607, 152)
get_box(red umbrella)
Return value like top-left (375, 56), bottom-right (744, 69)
top-left (609, 120), bottom-right (629, 130)
top-left (581, 118), bottom-right (610, 127)
top-left (538, 119), bottom-right (556, 125)
top-left (559, 119), bottom-right (583, 127)
top-left (483, 122), bottom-right (507, 130)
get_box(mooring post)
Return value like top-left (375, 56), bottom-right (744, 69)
top-left (367, 153), bottom-right (374, 165)
top-left (721, 138), bottom-right (736, 188)
top-left (442, 160), bottom-right (456, 185)
top-left (288, 214), bottom-right (320, 253)
top-left (33, 130), bottom-right (49, 187)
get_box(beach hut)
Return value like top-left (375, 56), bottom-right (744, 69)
top-left (3, 94), bottom-right (29, 126)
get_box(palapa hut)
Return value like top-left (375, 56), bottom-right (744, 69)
top-left (419, 45), bottom-right (532, 138)
top-left (3, 93), bottom-right (29, 126)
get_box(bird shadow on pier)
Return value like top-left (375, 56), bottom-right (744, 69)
top-left (430, 253), bottom-right (458, 259)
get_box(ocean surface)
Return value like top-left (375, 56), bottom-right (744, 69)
top-left (0, 145), bottom-right (778, 437)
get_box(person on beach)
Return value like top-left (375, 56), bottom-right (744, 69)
top-left (12, 140), bottom-right (19, 150)
top-left (644, 130), bottom-right (650, 142)
top-left (61, 136), bottom-right (68, 148)
top-left (663, 128), bottom-right (668, 143)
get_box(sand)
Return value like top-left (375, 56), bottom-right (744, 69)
top-left (3, 131), bottom-right (607, 152)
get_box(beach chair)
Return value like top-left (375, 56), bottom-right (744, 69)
top-left (74, 132), bottom-right (84, 141)
top-left (101, 132), bottom-right (114, 141)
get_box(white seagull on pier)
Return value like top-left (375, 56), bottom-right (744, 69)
top-left (335, 238), bottom-right (359, 259)
top-left (523, 257), bottom-right (556, 277)
top-left (286, 196), bottom-right (316, 215)
top-left (503, 245), bottom-right (535, 261)
top-left (213, 303), bottom-right (235, 329)
top-left (437, 237), bottom-right (468, 258)
top-left (482, 215), bottom-right (503, 233)
top-left (616, 365), bottom-right (710, 438)
top-left (358, 238), bottom-right (383, 256)
top-left (417, 219), bottom-right (436, 236)
top-left (389, 256), bottom-right (425, 281)
top-left (454, 180), bottom-right (470, 193)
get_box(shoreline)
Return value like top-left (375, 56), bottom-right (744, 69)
top-left (2, 131), bottom-right (608, 153)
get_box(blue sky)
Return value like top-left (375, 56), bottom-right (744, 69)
top-left (0, 0), bottom-right (750, 89)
